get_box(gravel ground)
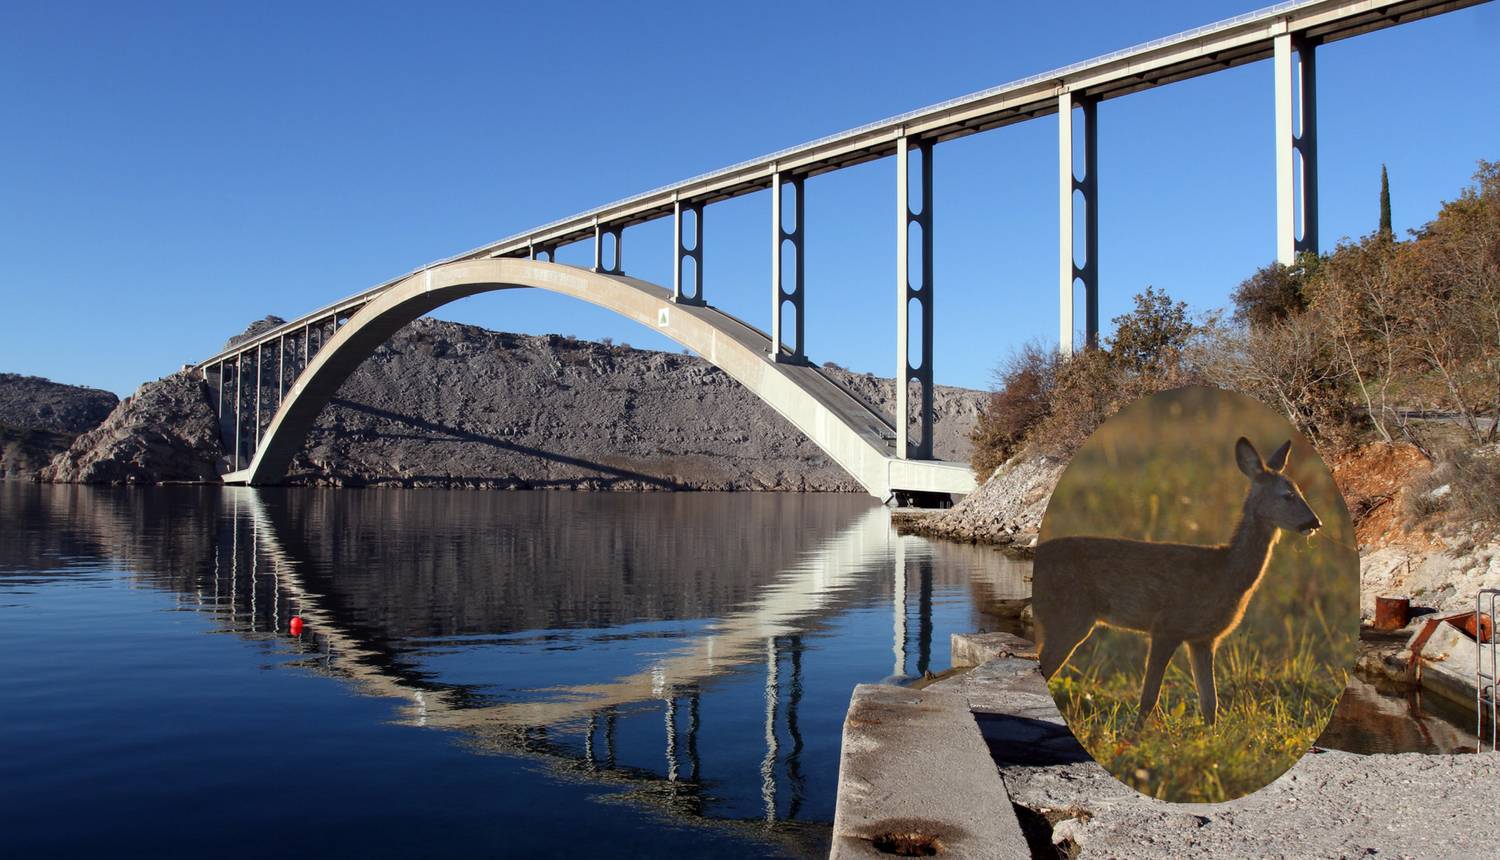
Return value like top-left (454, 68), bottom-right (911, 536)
top-left (936, 655), bottom-right (1498, 860)
top-left (1005, 749), bottom-right (1498, 859)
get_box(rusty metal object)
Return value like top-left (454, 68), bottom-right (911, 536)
top-left (1374, 596), bottom-right (1411, 632)
top-left (1457, 610), bottom-right (1494, 644)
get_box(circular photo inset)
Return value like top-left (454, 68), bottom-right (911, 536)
top-left (1033, 385), bottom-right (1358, 802)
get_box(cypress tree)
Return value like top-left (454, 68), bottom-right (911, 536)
top-left (1379, 164), bottom-right (1393, 241)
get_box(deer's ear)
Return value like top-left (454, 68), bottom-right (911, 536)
top-left (1266, 440), bottom-right (1293, 472)
top-left (1235, 437), bottom-right (1265, 477)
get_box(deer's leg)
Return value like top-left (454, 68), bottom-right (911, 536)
top-left (1136, 636), bottom-right (1180, 727)
top-left (1038, 617), bottom-right (1094, 680)
top-left (1188, 639), bottom-right (1218, 725)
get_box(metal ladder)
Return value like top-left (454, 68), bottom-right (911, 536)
top-left (1480, 588), bottom-right (1499, 752)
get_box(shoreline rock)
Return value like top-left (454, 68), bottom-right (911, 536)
top-left (894, 454), bottom-right (1063, 552)
top-left (40, 371), bottom-right (224, 484)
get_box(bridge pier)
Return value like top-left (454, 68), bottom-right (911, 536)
top-left (1274, 31), bottom-right (1318, 266)
top-left (593, 219), bottom-right (624, 275)
top-left (896, 136), bottom-right (934, 460)
top-left (233, 352), bottom-right (243, 470)
top-left (769, 171), bottom-right (805, 363)
top-left (1058, 91), bottom-right (1099, 355)
top-left (672, 198), bottom-right (704, 306)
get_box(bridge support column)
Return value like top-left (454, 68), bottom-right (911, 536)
top-left (673, 199), bottom-right (704, 305)
top-left (233, 352), bottom-right (243, 470)
top-left (527, 241), bottom-right (555, 262)
top-left (1274, 32), bottom-right (1318, 266)
top-left (593, 220), bottom-right (624, 275)
top-left (1058, 91), bottom-right (1099, 355)
top-left (254, 343), bottom-right (264, 450)
top-left (770, 171), bottom-right (805, 363)
top-left (896, 136), bottom-right (933, 460)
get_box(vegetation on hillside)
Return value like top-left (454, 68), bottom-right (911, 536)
top-left (970, 160), bottom-right (1500, 533)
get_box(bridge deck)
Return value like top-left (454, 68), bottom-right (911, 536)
top-left (193, 0), bottom-right (1487, 375)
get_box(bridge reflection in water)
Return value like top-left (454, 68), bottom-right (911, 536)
top-left (50, 486), bottom-right (1028, 835)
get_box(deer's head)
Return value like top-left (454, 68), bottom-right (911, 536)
top-left (1235, 437), bottom-right (1321, 536)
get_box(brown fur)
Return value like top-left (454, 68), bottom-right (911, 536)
top-left (1033, 438), bottom-right (1320, 725)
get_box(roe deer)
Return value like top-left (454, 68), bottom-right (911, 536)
top-left (1033, 437), bottom-right (1321, 726)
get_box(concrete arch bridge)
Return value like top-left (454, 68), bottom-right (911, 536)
top-left (193, 0), bottom-right (1485, 502)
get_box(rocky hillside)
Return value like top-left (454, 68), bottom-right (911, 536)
top-left (287, 318), bottom-right (982, 490)
top-left (43, 316), bottom-right (985, 490)
top-left (0, 373), bottom-right (119, 479)
top-left (40, 371), bottom-right (224, 484)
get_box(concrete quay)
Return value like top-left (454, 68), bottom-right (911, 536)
top-left (832, 632), bottom-right (1500, 859)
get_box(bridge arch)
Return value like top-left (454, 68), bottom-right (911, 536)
top-left (231, 258), bottom-right (973, 499)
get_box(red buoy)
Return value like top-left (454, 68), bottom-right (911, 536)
top-left (289, 616), bottom-right (304, 636)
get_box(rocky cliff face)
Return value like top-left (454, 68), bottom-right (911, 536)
top-left (40, 371), bottom-right (224, 484)
top-left (42, 316), bottom-right (985, 490)
top-left (286, 317), bottom-right (982, 490)
top-left (0, 373), bottom-right (119, 479)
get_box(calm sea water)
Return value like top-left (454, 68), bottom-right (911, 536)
top-left (0, 484), bottom-right (1030, 858)
top-left (1, 484), bottom-right (1478, 858)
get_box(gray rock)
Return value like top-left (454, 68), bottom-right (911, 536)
top-left (0, 372), bottom-right (119, 434)
top-left (40, 371), bottom-right (223, 484)
top-left (224, 315), bottom-right (286, 350)
top-left (898, 453), bottom-right (1063, 546)
top-left (0, 425), bottom-right (77, 480)
top-left (0, 373), bottom-right (120, 480)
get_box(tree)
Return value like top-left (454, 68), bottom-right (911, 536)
top-left (1108, 286), bottom-right (1194, 373)
top-left (1379, 164), bottom-right (1393, 242)
top-left (1305, 237), bottom-right (1409, 445)
top-left (969, 343), bottom-right (1057, 476)
top-left (1231, 261), bottom-right (1308, 329)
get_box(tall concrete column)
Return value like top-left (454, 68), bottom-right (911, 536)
top-left (593, 219), bottom-right (623, 275)
top-left (233, 353), bottom-right (243, 470)
top-left (770, 171), bottom-right (805, 362)
top-left (672, 198), bottom-right (704, 305)
top-left (254, 343), bottom-right (263, 449)
top-left (1058, 91), bottom-right (1099, 354)
top-left (896, 136), bottom-right (934, 460)
top-left (1275, 32), bottom-right (1318, 265)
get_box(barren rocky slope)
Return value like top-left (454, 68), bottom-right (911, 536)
top-left (43, 316), bottom-right (985, 490)
top-left (286, 317), bottom-right (982, 490)
top-left (40, 371), bottom-right (224, 484)
top-left (0, 374), bottom-right (119, 479)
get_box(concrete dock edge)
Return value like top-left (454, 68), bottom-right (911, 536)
top-left (830, 683), bottom-right (1029, 859)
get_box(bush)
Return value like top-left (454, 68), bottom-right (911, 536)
top-left (1109, 286), bottom-right (1194, 374)
top-left (1443, 449), bottom-right (1500, 536)
top-left (969, 343), bottom-right (1057, 476)
top-left (1232, 260), bottom-right (1310, 329)
top-left (1400, 460), bottom-right (1453, 526)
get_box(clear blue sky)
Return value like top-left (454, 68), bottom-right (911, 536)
top-left (2, 1), bottom-right (1496, 397)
